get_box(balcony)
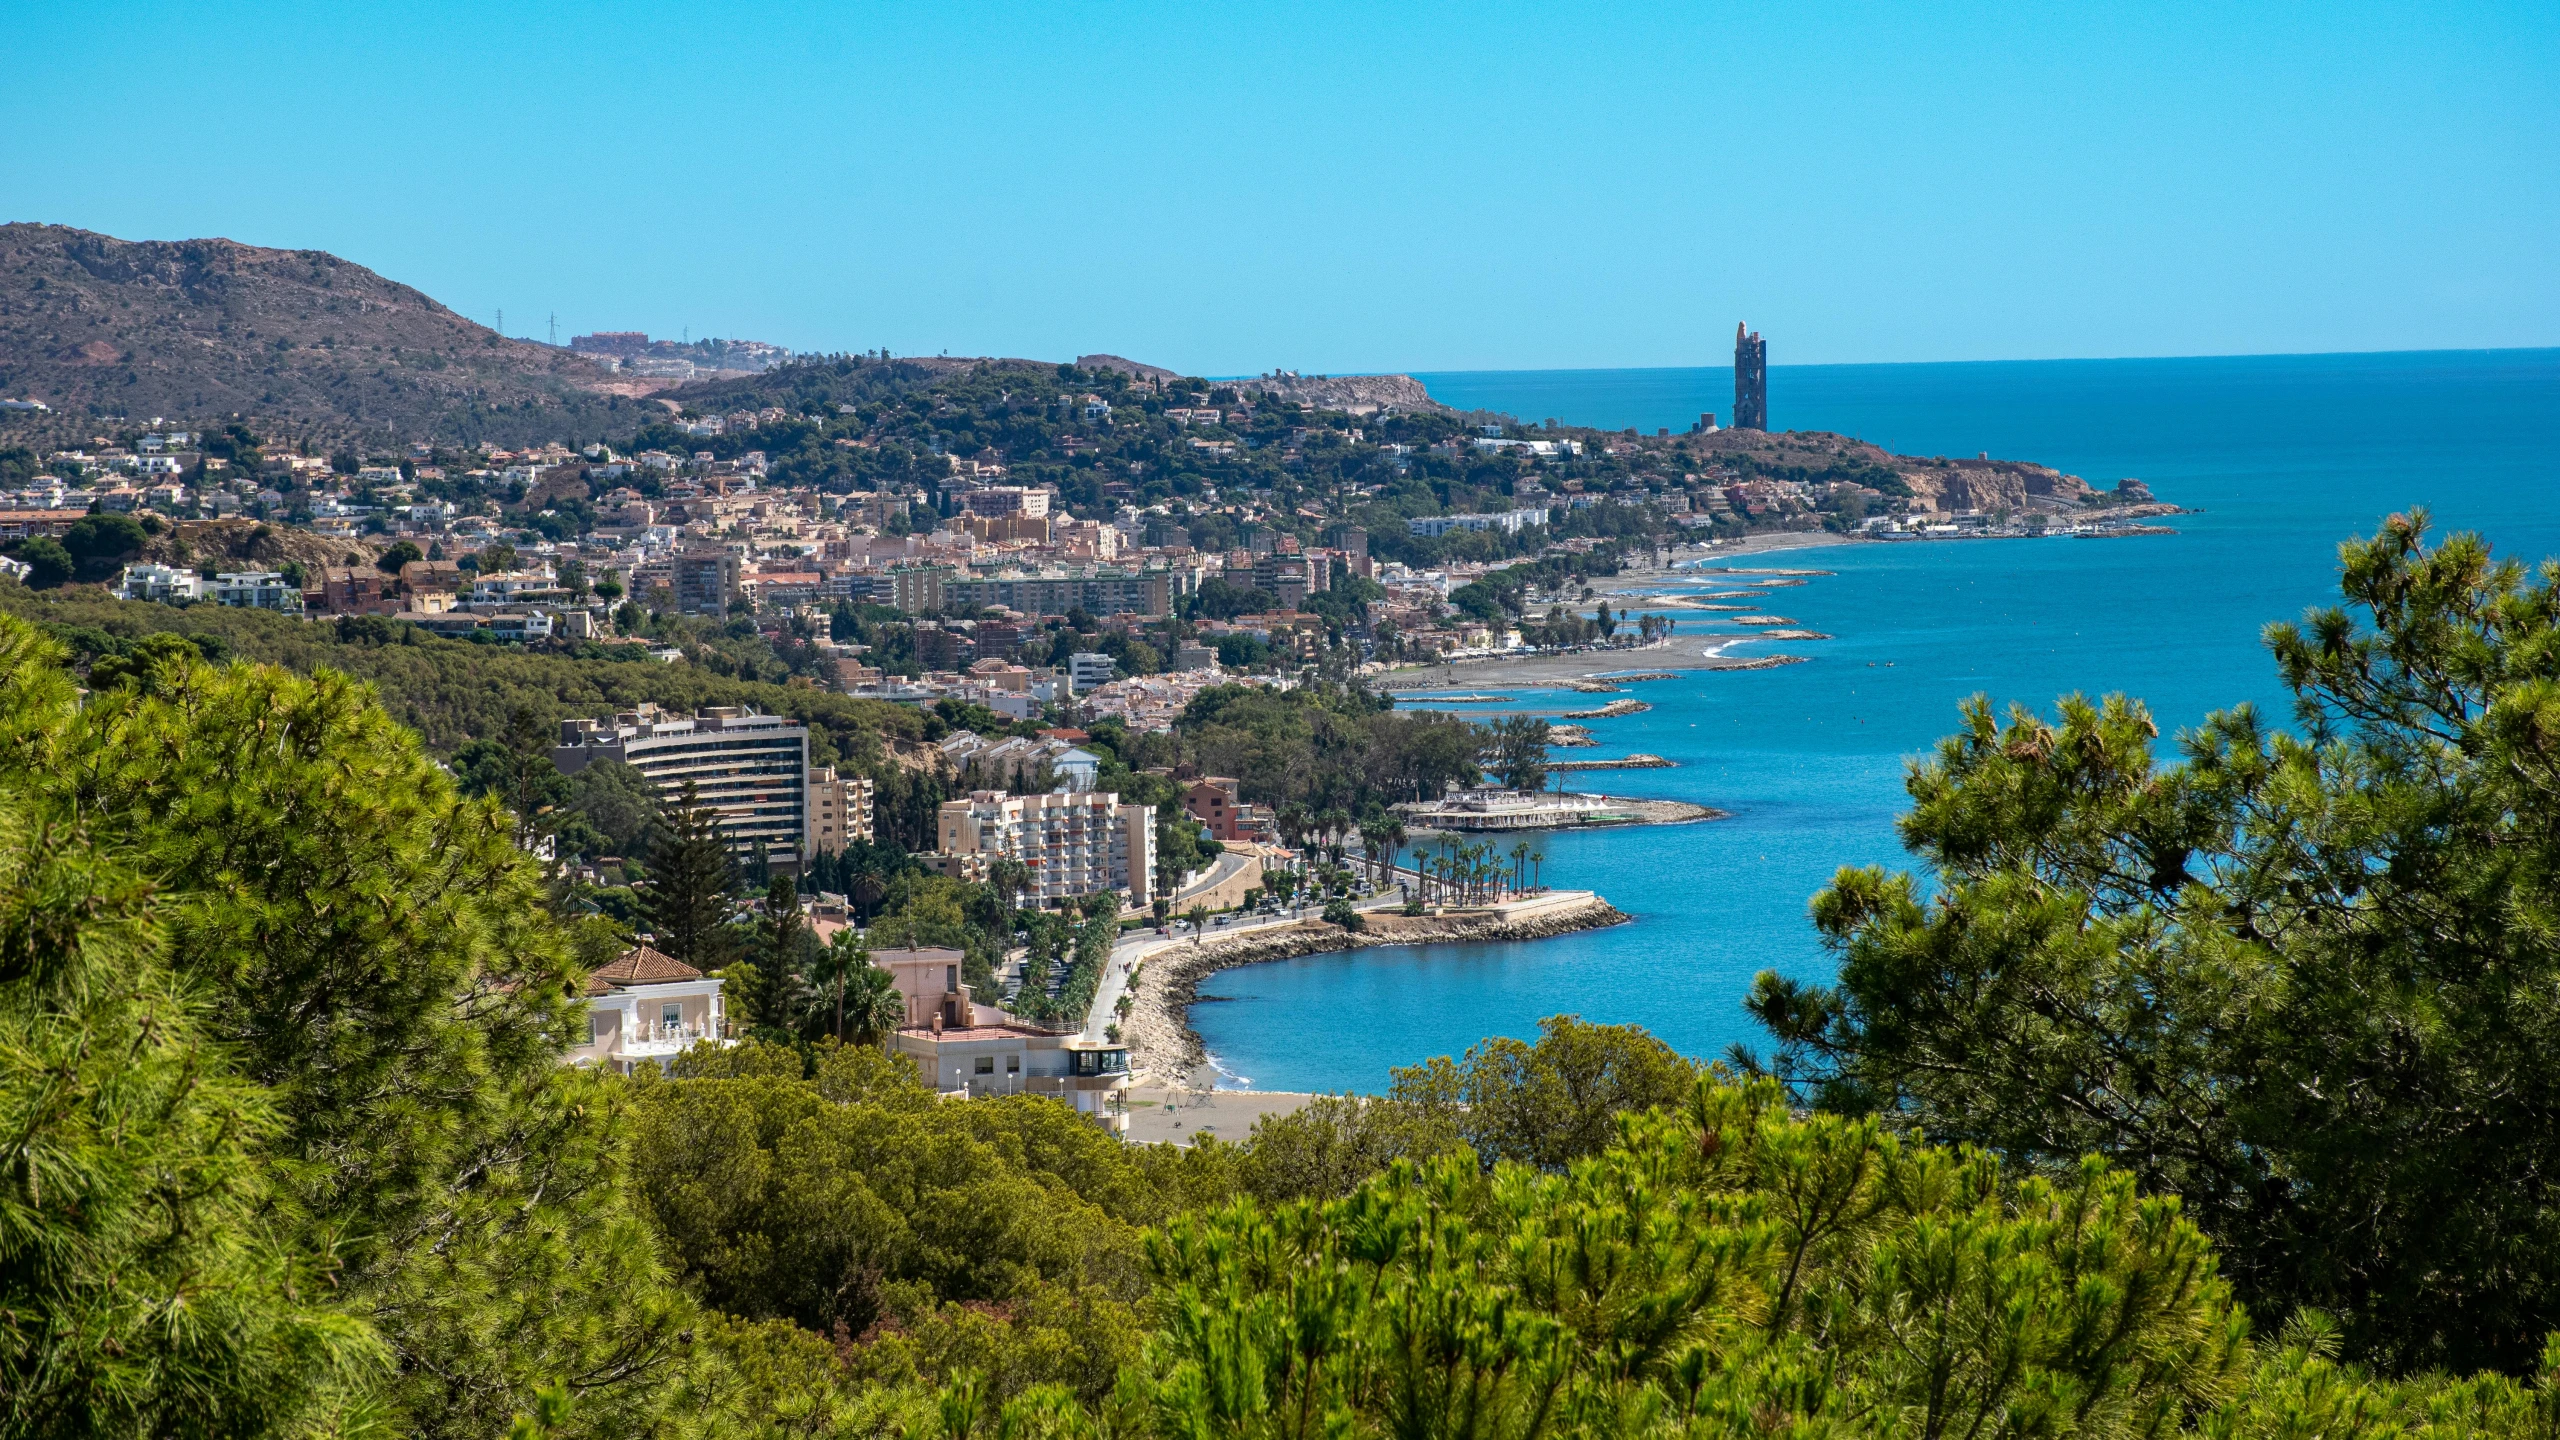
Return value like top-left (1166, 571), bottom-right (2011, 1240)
top-left (615, 1018), bottom-right (735, 1059)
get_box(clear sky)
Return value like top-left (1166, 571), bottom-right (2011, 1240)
top-left (7, 2), bottom-right (2554, 373)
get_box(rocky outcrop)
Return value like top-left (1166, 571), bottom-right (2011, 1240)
top-left (1124, 901), bottom-right (1629, 1086)
top-left (1228, 372), bottom-right (1449, 415)
top-left (1076, 353), bottom-right (1182, 383)
top-left (1888, 458), bottom-right (2096, 518)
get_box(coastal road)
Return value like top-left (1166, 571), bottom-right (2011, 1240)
top-left (1171, 850), bottom-right (1259, 907)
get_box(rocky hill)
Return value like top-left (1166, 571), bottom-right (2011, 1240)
top-left (1226, 370), bottom-right (1449, 415)
top-left (0, 223), bottom-right (657, 447)
top-left (1680, 426), bottom-right (2121, 516)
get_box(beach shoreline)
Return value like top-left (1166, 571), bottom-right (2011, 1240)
top-left (1122, 892), bottom-right (1630, 1091)
top-left (1375, 635), bottom-right (1804, 690)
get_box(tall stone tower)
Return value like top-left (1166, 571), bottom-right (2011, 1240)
top-left (1733, 322), bottom-right (1767, 431)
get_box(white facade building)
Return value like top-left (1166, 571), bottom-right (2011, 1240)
top-left (115, 563), bottom-right (208, 602)
top-left (567, 945), bottom-right (732, 1072)
top-left (211, 571), bottom-right (302, 612)
top-left (1067, 651), bottom-right (1117, 693)
top-left (934, 789), bottom-right (1155, 904)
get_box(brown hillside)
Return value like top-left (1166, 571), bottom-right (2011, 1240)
top-left (0, 223), bottom-right (660, 447)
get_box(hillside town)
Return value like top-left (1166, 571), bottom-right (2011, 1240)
top-left (0, 349), bottom-right (2173, 715)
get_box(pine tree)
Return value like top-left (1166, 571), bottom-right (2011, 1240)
top-left (2, 616), bottom-right (701, 1436)
top-left (742, 873), bottom-right (808, 1033)
top-left (643, 781), bottom-right (737, 970)
top-left (0, 780), bottom-right (385, 1437)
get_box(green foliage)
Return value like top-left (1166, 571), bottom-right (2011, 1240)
top-left (59, 513), bottom-right (147, 581)
top-left (1143, 1077), bottom-right (2560, 1440)
top-left (0, 613), bottom-right (701, 1436)
top-left (1144, 1080), bottom-right (2243, 1440)
top-left (1752, 515), bottom-right (2560, 1373)
top-left (644, 781), bottom-right (739, 970)
top-left (1175, 680), bottom-right (1481, 811)
top-left (0, 784), bottom-right (386, 1437)
top-left (1387, 1015), bottom-right (1695, 1173)
top-left (557, 757), bottom-right (658, 861)
top-left (628, 1043), bottom-right (1231, 1403)
top-left (5, 536), bottom-right (72, 589)
top-left (0, 584), bottom-right (925, 764)
top-left (1484, 714), bottom-right (1550, 792)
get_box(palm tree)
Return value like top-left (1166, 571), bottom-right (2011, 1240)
top-left (1318, 807), bottom-right (1352, 860)
top-left (987, 857), bottom-right (1034, 923)
top-left (812, 930), bottom-right (871, 1040)
top-left (1185, 904), bottom-right (1210, 944)
top-left (1511, 841), bottom-right (1530, 897)
top-left (1278, 803), bottom-right (1312, 857)
top-left (1530, 849), bottom-right (1545, 893)
top-left (844, 961), bottom-right (906, 1049)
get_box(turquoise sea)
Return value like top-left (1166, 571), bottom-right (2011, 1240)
top-left (1191, 349), bottom-right (2560, 1093)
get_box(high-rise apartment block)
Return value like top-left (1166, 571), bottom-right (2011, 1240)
top-left (807, 765), bottom-right (875, 857)
top-left (673, 551), bottom-right (741, 615)
top-left (1733, 323), bottom-right (1767, 431)
top-left (959, 485), bottom-right (1052, 518)
top-left (554, 704), bottom-right (810, 868)
top-left (933, 790), bottom-right (1155, 905)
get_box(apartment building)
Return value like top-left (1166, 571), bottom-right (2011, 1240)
top-left (554, 703), bottom-right (810, 868)
top-left (807, 765), bottom-right (875, 856)
top-left (933, 789), bottom-right (1155, 904)
top-left (673, 551), bottom-right (741, 615)
top-left (211, 571), bottom-right (303, 612)
top-left (959, 485), bottom-right (1052, 518)
top-left (892, 1021), bottom-right (1133, 1133)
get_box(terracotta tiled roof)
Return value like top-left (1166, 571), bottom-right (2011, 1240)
top-left (586, 945), bottom-right (705, 993)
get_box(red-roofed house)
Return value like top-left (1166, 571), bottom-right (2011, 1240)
top-left (569, 945), bottom-right (734, 1071)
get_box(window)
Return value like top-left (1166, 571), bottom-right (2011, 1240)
top-left (589, 1012), bottom-right (606, 1046)
top-left (661, 1002), bottom-right (683, 1031)
top-left (974, 1056), bottom-right (995, 1075)
top-left (1006, 1055), bottom-right (1021, 1073)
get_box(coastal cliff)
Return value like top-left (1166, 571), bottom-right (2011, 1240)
top-left (1123, 896), bottom-right (1629, 1088)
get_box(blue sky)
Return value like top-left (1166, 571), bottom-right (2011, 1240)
top-left (7, 2), bottom-right (2554, 373)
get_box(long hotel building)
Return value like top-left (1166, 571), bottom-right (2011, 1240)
top-left (555, 704), bottom-right (811, 868)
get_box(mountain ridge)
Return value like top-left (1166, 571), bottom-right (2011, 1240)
top-left (0, 222), bottom-right (656, 445)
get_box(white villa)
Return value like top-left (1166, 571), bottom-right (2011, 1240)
top-left (569, 945), bottom-right (733, 1072)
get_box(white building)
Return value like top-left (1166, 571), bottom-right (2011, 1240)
top-left (1405, 508), bottom-right (1549, 538)
top-left (567, 945), bottom-right (731, 1072)
top-left (115, 563), bottom-right (208, 602)
top-left (892, 1020), bottom-right (1133, 1134)
top-left (934, 789), bottom-right (1155, 905)
top-left (1067, 651), bottom-right (1117, 693)
top-left (212, 571), bottom-right (302, 612)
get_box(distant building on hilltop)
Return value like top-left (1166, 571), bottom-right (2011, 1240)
top-left (569, 331), bottom-right (653, 359)
top-left (1734, 323), bottom-right (1767, 431)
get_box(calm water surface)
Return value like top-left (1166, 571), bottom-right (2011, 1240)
top-left (1193, 350), bottom-right (2560, 1092)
